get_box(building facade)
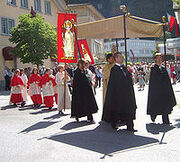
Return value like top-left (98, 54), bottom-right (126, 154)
top-left (68, 3), bottom-right (104, 62)
top-left (104, 38), bottom-right (156, 63)
top-left (0, 0), bottom-right (66, 90)
top-left (158, 38), bottom-right (180, 61)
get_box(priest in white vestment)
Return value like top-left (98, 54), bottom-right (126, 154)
top-left (55, 65), bottom-right (71, 114)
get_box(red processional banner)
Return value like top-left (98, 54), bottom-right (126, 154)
top-left (57, 13), bottom-right (78, 63)
top-left (78, 39), bottom-right (95, 65)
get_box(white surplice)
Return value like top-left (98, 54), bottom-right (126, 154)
top-left (20, 74), bottom-right (28, 101)
top-left (55, 71), bottom-right (71, 111)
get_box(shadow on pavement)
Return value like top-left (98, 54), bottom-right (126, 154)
top-left (29, 108), bottom-right (57, 115)
top-left (146, 123), bottom-right (175, 135)
top-left (19, 121), bottom-right (60, 134)
top-left (1, 105), bottom-right (16, 110)
top-left (60, 121), bottom-right (94, 130)
top-left (47, 123), bottom-right (158, 157)
top-left (43, 113), bottom-right (69, 120)
top-left (18, 104), bottom-right (34, 111)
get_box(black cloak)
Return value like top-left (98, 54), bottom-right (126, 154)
top-left (71, 68), bottom-right (98, 118)
top-left (147, 64), bottom-right (176, 115)
top-left (102, 64), bottom-right (137, 122)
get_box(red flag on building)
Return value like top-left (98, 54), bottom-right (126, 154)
top-left (167, 13), bottom-right (179, 37)
top-left (78, 39), bottom-right (95, 65)
top-left (57, 13), bottom-right (78, 63)
top-left (167, 13), bottom-right (176, 32)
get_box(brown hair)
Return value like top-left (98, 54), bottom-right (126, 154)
top-left (77, 59), bottom-right (85, 67)
top-left (113, 52), bottom-right (122, 59)
top-left (45, 68), bottom-right (51, 73)
top-left (32, 67), bottom-right (39, 74)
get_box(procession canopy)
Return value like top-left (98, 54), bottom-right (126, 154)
top-left (77, 15), bottom-right (163, 39)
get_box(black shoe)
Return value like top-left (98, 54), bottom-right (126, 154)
top-left (111, 122), bottom-right (118, 129)
top-left (127, 128), bottom-right (138, 132)
top-left (58, 110), bottom-right (64, 115)
top-left (21, 102), bottom-right (25, 107)
top-left (13, 103), bottom-right (17, 107)
top-left (75, 117), bottom-right (79, 122)
top-left (151, 115), bottom-right (156, 122)
top-left (87, 120), bottom-right (96, 124)
top-left (37, 104), bottom-right (41, 108)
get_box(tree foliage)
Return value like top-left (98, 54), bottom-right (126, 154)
top-left (9, 14), bottom-right (57, 67)
top-left (173, 0), bottom-right (180, 8)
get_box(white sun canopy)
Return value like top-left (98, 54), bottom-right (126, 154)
top-left (77, 15), bottom-right (163, 39)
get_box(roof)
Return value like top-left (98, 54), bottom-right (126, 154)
top-left (68, 3), bottom-right (104, 19)
top-left (53, 0), bottom-right (66, 11)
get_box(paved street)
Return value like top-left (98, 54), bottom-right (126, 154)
top-left (0, 83), bottom-right (180, 162)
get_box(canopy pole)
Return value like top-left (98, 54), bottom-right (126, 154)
top-left (73, 22), bottom-right (82, 59)
top-left (116, 38), bottom-right (119, 51)
top-left (121, 5), bottom-right (128, 68)
top-left (162, 16), bottom-right (168, 69)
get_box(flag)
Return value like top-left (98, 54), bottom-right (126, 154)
top-left (167, 13), bottom-right (176, 32)
top-left (57, 13), bottom-right (78, 63)
top-left (167, 13), bottom-right (179, 37)
top-left (78, 39), bottom-right (95, 65)
top-left (175, 19), bottom-right (179, 37)
top-left (130, 49), bottom-right (135, 63)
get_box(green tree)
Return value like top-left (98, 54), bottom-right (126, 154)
top-left (173, 0), bottom-right (180, 8)
top-left (9, 14), bottom-right (57, 68)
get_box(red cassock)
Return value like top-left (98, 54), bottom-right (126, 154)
top-left (28, 74), bottom-right (43, 105)
top-left (10, 75), bottom-right (24, 104)
top-left (40, 74), bottom-right (55, 108)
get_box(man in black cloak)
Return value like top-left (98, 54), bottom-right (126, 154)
top-left (147, 53), bottom-right (176, 124)
top-left (102, 52), bottom-right (137, 131)
top-left (71, 59), bottom-right (98, 123)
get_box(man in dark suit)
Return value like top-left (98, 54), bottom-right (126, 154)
top-left (147, 53), bottom-right (176, 124)
top-left (102, 52), bottom-right (137, 131)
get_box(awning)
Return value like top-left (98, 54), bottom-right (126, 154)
top-left (77, 15), bottom-right (163, 39)
top-left (3, 47), bottom-right (14, 61)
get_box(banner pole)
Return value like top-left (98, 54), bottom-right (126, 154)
top-left (63, 0), bottom-right (68, 112)
top-left (63, 63), bottom-right (67, 111)
top-left (162, 16), bottom-right (168, 69)
top-left (75, 28), bottom-right (82, 59)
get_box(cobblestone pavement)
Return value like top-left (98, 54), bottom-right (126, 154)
top-left (0, 83), bottom-right (180, 162)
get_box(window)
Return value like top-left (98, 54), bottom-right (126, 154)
top-left (1, 18), bottom-right (15, 35)
top-left (7, 0), bottom-right (16, 6)
top-left (97, 3), bottom-right (102, 10)
top-left (120, 42), bottom-right (125, 47)
top-left (71, 10), bottom-right (77, 14)
top-left (21, 0), bottom-right (29, 9)
top-left (45, 1), bottom-right (51, 15)
top-left (34, 0), bottom-right (41, 12)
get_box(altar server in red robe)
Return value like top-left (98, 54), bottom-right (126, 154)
top-left (10, 69), bottom-right (24, 107)
top-left (40, 68), bottom-right (55, 109)
top-left (28, 67), bottom-right (43, 108)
